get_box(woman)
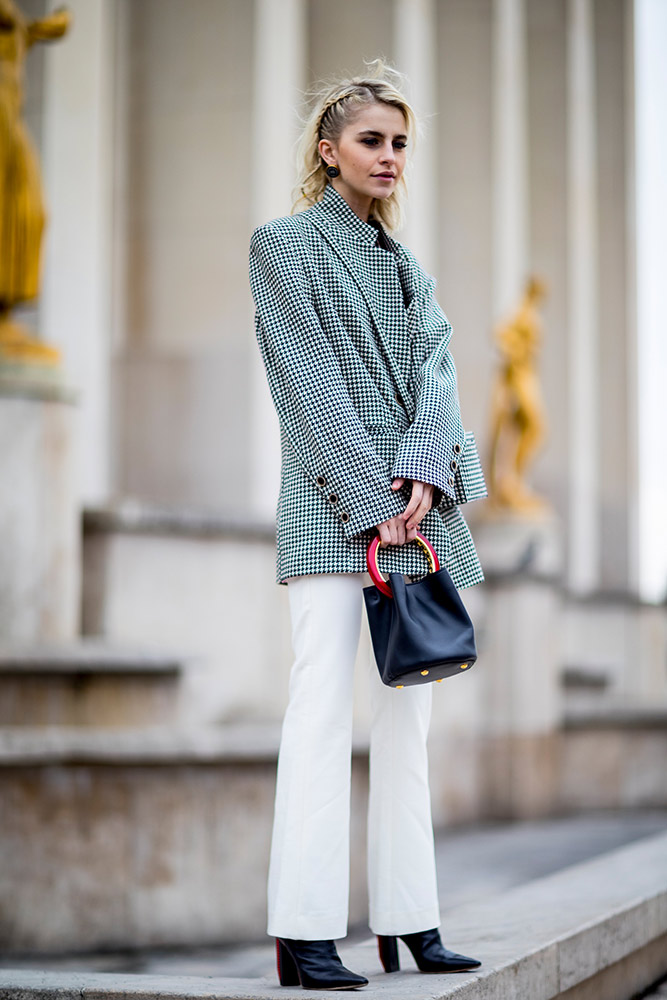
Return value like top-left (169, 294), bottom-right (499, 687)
top-left (248, 60), bottom-right (487, 991)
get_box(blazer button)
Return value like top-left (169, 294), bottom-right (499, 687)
top-left (328, 493), bottom-right (339, 504)
top-left (448, 476), bottom-right (455, 487)
top-left (450, 459), bottom-right (458, 472)
top-left (316, 475), bottom-right (326, 487)
top-left (340, 511), bottom-right (350, 523)
top-left (453, 442), bottom-right (462, 455)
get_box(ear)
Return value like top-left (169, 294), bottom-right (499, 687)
top-left (27, 7), bottom-right (71, 45)
top-left (318, 137), bottom-right (337, 168)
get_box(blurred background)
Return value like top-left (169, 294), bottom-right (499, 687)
top-left (1, 0), bottom-right (666, 966)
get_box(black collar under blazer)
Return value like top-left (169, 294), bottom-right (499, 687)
top-left (248, 182), bottom-right (487, 587)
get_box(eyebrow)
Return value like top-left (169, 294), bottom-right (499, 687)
top-left (356, 129), bottom-right (408, 140)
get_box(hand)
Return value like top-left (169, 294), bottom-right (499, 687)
top-left (376, 478), bottom-right (435, 547)
top-left (402, 478), bottom-right (434, 530)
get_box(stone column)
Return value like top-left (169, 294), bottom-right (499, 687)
top-left (475, 0), bottom-right (564, 819)
top-left (248, 0), bottom-right (306, 520)
top-left (492, 0), bottom-right (529, 320)
top-left (624, 0), bottom-right (639, 597)
top-left (40, 0), bottom-right (116, 505)
top-left (480, 571), bottom-right (563, 819)
top-left (566, 0), bottom-right (599, 594)
top-left (0, 385), bottom-right (79, 642)
top-left (634, 0), bottom-right (667, 603)
top-left (392, 0), bottom-right (437, 273)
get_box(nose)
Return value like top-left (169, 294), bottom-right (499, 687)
top-left (379, 141), bottom-right (396, 164)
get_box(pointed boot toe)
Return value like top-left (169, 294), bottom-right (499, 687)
top-left (402, 928), bottom-right (481, 973)
top-left (277, 938), bottom-right (368, 990)
top-left (378, 927), bottom-right (481, 974)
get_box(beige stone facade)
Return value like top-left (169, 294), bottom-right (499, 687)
top-left (28, 0), bottom-right (639, 591)
top-left (1, 0), bottom-right (665, 952)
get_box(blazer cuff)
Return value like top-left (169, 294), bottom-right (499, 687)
top-left (341, 487), bottom-right (406, 540)
top-left (391, 457), bottom-right (457, 503)
top-left (432, 430), bottom-right (488, 510)
top-left (307, 468), bottom-right (407, 539)
top-left (457, 430), bottom-right (488, 503)
top-left (392, 430), bottom-right (487, 510)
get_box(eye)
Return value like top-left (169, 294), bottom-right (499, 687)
top-left (394, 141), bottom-right (407, 150)
top-left (362, 138), bottom-right (379, 146)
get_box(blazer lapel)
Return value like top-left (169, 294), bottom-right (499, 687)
top-left (306, 196), bottom-right (415, 418)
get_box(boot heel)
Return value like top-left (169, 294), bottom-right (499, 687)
top-left (377, 935), bottom-right (400, 973)
top-left (276, 939), bottom-right (300, 986)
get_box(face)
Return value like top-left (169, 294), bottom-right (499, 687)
top-left (319, 102), bottom-right (408, 209)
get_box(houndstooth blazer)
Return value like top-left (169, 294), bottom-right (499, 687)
top-left (248, 182), bottom-right (487, 587)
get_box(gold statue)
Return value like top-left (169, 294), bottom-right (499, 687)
top-left (0, 0), bottom-right (70, 367)
top-left (487, 276), bottom-right (549, 513)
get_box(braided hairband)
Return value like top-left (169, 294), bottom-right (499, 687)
top-left (317, 91), bottom-right (353, 138)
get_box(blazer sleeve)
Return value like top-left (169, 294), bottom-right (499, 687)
top-left (391, 260), bottom-right (488, 508)
top-left (249, 223), bottom-right (405, 539)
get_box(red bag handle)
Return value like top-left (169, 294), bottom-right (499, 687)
top-left (366, 531), bottom-right (440, 599)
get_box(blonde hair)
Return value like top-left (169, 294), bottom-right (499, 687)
top-left (291, 58), bottom-right (420, 232)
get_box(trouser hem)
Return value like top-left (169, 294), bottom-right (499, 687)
top-left (268, 914), bottom-right (349, 941)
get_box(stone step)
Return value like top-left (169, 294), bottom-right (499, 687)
top-left (0, 723), bottom-right (371, 949)
top-left (559, 704), bottom-right (667, 811)
top-left (1, 828), bottom-right (666, 1000)
top-left (1, 718), bottom-right (666, 953)
top-left (0, 639), bottom-right (185, 726)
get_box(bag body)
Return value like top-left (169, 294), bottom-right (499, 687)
top-left (363, 535), bottom-right (478, 688)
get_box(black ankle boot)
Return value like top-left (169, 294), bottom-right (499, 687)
top-left (377, 927), bottom-right (481, 973)
top-left (276, 938), bottom-right (369, 990)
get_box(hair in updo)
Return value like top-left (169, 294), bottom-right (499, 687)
top-left (292, 58), bottom-right (420, 232)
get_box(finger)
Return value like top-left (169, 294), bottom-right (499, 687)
top-left (402, 486), bottom-right (422, 521)
top-left (406, 512), bottom-right (422, 532)
top-left (378, 524), bottom-right (390, 547)
top-left (419, 497), bottom-right (433, 522)
top-left (407, 499), bottom-right (431, 529)
top-left (392, 477), bottom-right (405, 489)
top-left (395, 518), bottom-right (407, 545)
top-left (403, 482), bottom-right (425, 522)
top-left (406, 482), bottom-right (434, 529)
top-left (388, 519), bottom-right (399, 546)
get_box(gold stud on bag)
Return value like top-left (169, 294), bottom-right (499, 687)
top-left (363, 531), bottom-right (478, 687)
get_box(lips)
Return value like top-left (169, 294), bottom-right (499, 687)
top-left (374, 173), bottom-right (395, 179)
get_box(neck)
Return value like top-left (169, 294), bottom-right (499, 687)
top-left (329, 179), bottom-right (373, 222)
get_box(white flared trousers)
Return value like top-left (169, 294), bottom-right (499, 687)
top-left (267, 572), bottom-right (441, 941)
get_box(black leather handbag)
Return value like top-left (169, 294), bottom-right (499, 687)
top-left (363, 532), bottom-right (477, 688)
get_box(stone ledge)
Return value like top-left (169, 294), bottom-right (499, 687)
top-left (564, 703), bottom-right (667, 729)
top-left (561, 665), bottom-right (611, 690)
top-left (0, 724), bottom-right (370, 766)
top-left (0, 639), bottom-right (185, 675)
top-left (0, 370), bottom-right (78, 404)
top-left (1, 829), bottom-right (666, 999)
top-left (83, 500), bottom-right (275, 543)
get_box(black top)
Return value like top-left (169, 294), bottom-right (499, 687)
top-left (368, 216), bottom-right (395, 253)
